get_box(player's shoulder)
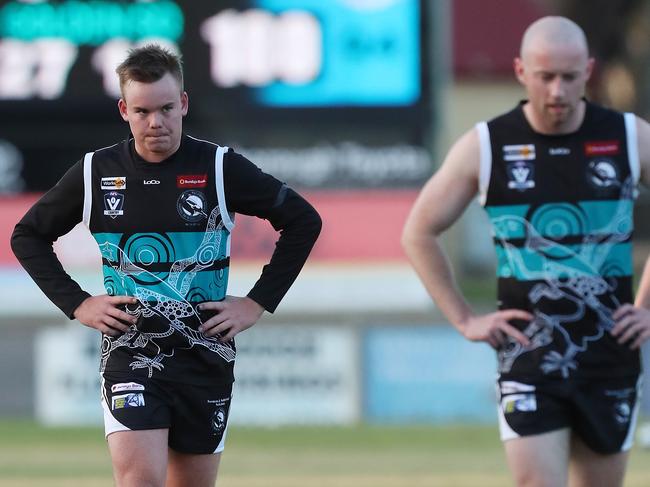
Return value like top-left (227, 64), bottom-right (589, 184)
top-left (91, 140), bottom-right (126, 158)
top-left (584, 100), bottom-right (627, 125)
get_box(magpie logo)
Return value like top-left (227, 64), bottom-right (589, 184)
top-left (177, 190), bottom-right (207, 222)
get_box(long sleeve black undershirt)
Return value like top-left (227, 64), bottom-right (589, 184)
top-left (11, 147), bottom-right (321, 318)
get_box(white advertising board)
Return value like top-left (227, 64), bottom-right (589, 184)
top-left (230, 325), bottom-right (360, 425)
top-left (34, 323), bottom-right (360, 426)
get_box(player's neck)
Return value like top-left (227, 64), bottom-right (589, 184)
top-left (523, 100), bottom-right (586, 136)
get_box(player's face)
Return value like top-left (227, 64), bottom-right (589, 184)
top-left (515, 43), bottom-right (593, 133)
top-left (118, 72), bottom-right (188, 162)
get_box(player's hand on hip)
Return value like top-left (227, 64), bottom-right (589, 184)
top-left (460, 309), bottom-right (532, 349)
top-left (611, 304), bottom-right (650, 349)
top-left (73, 295), bottom-right (138, 336)
top-left (198, 296), bottom-right (264, 342)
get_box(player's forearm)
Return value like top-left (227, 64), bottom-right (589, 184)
top-left (247, 193), bottom-right (322, 312)
top-left (11, 223), bottom-right (91, 318)
top-left (402, 232), bottom-right (474, 332)
top-left (634, 256), bottom-right (650, 309)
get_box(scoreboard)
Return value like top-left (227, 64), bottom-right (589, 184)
top-left (0, 0), bottom-right (436, 192)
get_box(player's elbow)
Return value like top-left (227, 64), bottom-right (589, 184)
top-left (10, 223), bottom-right (27, 259)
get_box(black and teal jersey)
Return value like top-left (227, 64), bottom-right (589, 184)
top-left (477, 101), bottom-right (640, 380)
top-left (12, 134), bottom-right (322, 385)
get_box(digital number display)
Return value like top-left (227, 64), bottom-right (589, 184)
top-left (0, 0), bottom-right (433, 192)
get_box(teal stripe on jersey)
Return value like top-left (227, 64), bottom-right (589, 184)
top-left (94, 229), bottom-right (231, 302)
top-left (101, 264), bottom-right (229, 302)
top-left (494, 242), bottom-right (633, 279)
top-left (487, 200), bottom-right (634, 240)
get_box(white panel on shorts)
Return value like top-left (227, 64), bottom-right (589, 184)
top-left (475, 122), bottom-right (492, 207)
top-left (82, 152), bottom-right (94, 227)
top-left (213, 424), bottom-right (229, 454)
top-left (624, 113), bottom-right (640, 186)
top-left (100, 377), bottom-right (130, 438)
top-left (497, 400), bottom-right (521, 442)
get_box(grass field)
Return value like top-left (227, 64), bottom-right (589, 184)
top-left (1, 420), bottom-right (649, 486)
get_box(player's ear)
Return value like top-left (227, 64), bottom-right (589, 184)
top-left (181, 91), bottom-right (189, 116)
top-left (118, 99), bottom-right (129, 121)
top-left (585, 57), bottom-right (595, 81)
top-left (514, 57), bottom-right (526, 85)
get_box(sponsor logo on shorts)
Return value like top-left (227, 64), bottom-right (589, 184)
top-left (500, 381), bottom-right (536, 395)
top-left (177, 174), bottom-right (208, 188)
top-left (103, 191), bottom-right (124, 218)
top-left (614, 401), bottom-right (631, 425)
top-left (211, 407), bottom-right (227, 435)
top-left (502, 393), bottom-right (537, 414)
top-left (584, 140), bottom-right (620, 156)
top-left (101, 177), bottom-right (126, 190)
top-left (111, 382), bottom-right (145, 393)
top-left (208, 397), bottom-right (230, 436)
top-left (112, 393), bottom-right (145, 410)
top-left (503, 144), bottom-right (535, 161)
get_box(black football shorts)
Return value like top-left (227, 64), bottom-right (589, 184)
top-left (497, 374), bottom-right (641, 454)
top-left (101, 372), bottom-right (233, 454)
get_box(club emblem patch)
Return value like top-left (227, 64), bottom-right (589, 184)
top-left (587, 159), bottom-right (619, 188)
top-left (507, 161), bottom-right (535, 190)
top-left (103, 191), bottom-right (124, 218)
top-left (177, 190), bottom-right (207, 222)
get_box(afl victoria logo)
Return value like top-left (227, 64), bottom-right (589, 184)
top-left (177, 190), bottom-right (207, 222)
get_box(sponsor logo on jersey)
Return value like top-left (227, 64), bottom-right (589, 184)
top-left (507, 161), bottom-right (535, 190)
top-left (503, 144), bottom-right (535, 161)
top-left (177, 174), bottom-right (208, 188)
top-left (587, 158), bottom-right (619, 188)
top-left (103, 191), bottom-right (124, 218)
top-left (502, 393), bottom-right (537, 414)
top-left (143, 179), bottom-right (160, 185)
top-left (101, 177), bottom-right (126, 190)
top-left (111, 382), bottom-right (145, 393)
top-left (585, 140), bottom-right (620, 156)
top-left (177, 190), bottom-right (208, 222)
top-left (549, 147), bottom-right (571, 156)
top-left (112, 392), bottom-right (145, 410)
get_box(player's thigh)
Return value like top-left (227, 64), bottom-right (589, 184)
top-left (504, 428), bottom-right (571, 487)
top-left (167, 449), bottom-right (221, 487)
top-left (108, 429), bottom-right (169, 487)
top-left (568, 433), bottom-right (628, 487)
top-left (167, 380), bottom-right (233, 454)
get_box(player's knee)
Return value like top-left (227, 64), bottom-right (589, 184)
top-left (113, 467), bottom-right (165, 487)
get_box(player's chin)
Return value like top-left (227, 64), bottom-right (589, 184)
top-left (146, 139), bottom-right (171, 152)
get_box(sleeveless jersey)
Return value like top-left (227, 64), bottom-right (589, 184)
top-left (83, 135), bottom-right (236, 385)
top-left (477, 101), bottom-right (641, 380)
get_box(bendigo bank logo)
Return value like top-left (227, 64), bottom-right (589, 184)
top-left (177, 174), bottom-right (208, 188)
